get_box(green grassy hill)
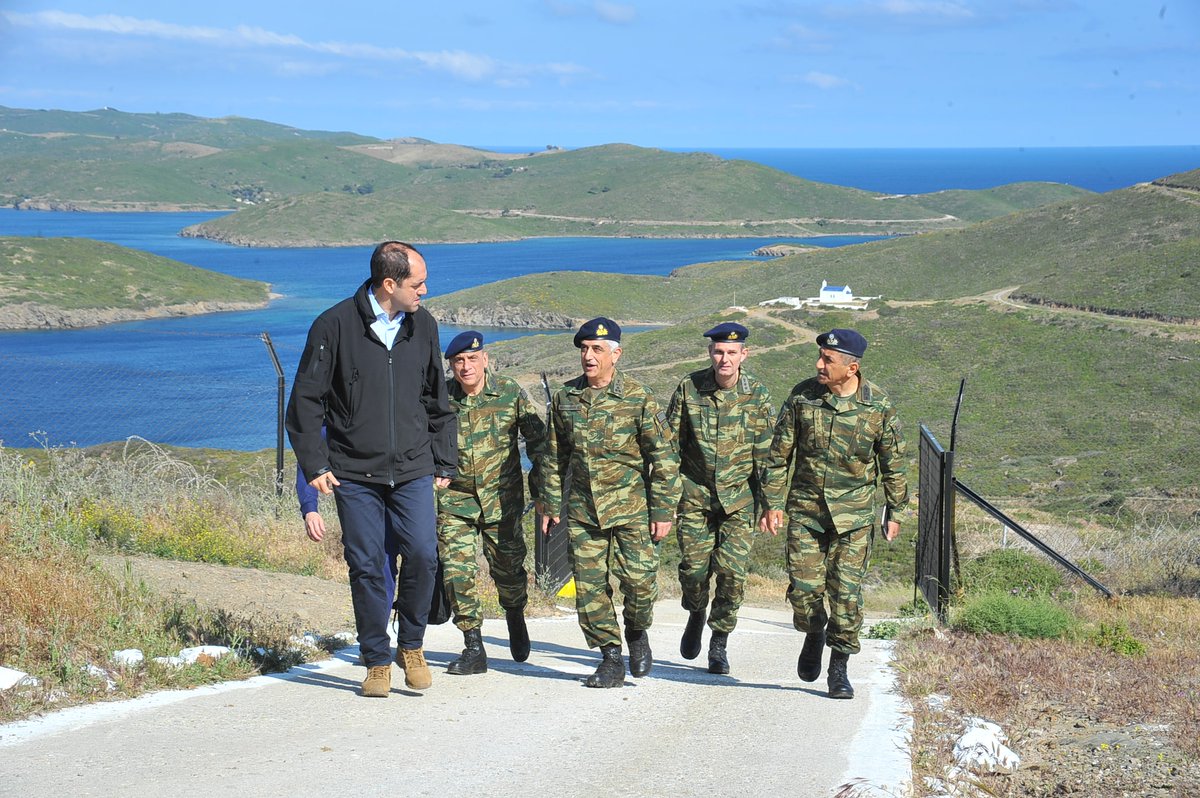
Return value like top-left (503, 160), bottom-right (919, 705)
top-left (1153, 168), bottom-right (1200, 191)
top-left (180, 193), bottom-right (516, 246)
top-left (404, 144), bottom-right (943, 220)
top-left (0, 237), bottom-right (269, 327)
top-left (432, 171), bottom-right (1200, 505)
top-left (2, 106), bottom-right (1091, 239)
top-left (1, 136), bottom-right (416, 210)
top-left (430, 176), bottom-right (1200, 323)
top-left (189, 144), bottom-right (1090, 244)
top-left (888, 182), bottom-right (1093, 222)
top-left (0, 105), bottom-right (371, 146)
top-left (481, 297), bottom-right (1199, 505)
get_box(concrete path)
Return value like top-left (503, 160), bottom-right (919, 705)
top-left (0, 603), bottom-right (909, 798)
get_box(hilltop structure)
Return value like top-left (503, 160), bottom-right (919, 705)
top-left (759, 280), bottom-right (878, 311)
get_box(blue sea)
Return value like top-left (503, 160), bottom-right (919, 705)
top-left (2, 146), bottom-right (1197, 449)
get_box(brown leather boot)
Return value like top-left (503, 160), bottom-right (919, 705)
top-left (360, 664), bottom-right (391, 697)
top-left (396, 647), bottom-right (433, 690)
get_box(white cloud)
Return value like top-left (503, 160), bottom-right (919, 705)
top-left (771, 23), bottom-right (835, 52)
top-left (0, 10), bottom-right (577, 85)
top-left (594, 2), bottom-right (637, 24)
top-left (543, 1), bottom-right (637, 24)
top-left (801, 71), bottom-right (854, 90)
top-left (819, 0), bottom-right (975, 23)
top-left (876, 0), bottom-right (973, 19)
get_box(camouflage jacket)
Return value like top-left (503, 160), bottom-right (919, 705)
top-left (666, 368), bottom-right (774, 516)
top-left (543, 370), bottom-right (681, 528)
top-left (762, 374), bottom-right (909, 534)
top-left (438, 371), bottom-right (546, 523)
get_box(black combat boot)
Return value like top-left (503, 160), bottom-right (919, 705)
top-left (707, 631), bottom-right (730, 675)
top-left (446, 628), bottom-right (488, 675)
top-left (827, 650), bottom-right (854, 699)
top-left (797, 611), bottom-right (828, 683)
top-left (680, 609), bottom-right (706, 660)
top-left (506, 607), bottom-right (531, 662)
top-left (626, 628), bottom-right (653, 677)
top-left (585, 645), bottom-right (625, 688)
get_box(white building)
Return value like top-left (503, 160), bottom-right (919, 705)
top-left (819, 280), bottom-right (856, 305)
top-left (759, 279), bottom-right (878, 311)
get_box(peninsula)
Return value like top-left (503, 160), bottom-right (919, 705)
top-left (0, 237), bottom-right (271, 331)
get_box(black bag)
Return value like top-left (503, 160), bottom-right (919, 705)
top-left (392, 557), bottom-right (453, 625)
top-left (427, 557), bottom-right (452, 625)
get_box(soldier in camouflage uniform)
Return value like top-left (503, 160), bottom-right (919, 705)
top-left (438, 331), bottom-right (546, 675)
top-left (760, 328), bottom-right (909, 699)
top-left (666, 322), bottom-right (774, 675)
top-left (539, 317), bottom-right (681, 688)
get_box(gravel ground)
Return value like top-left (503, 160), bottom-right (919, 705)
top-left (1005, 710), bottom-right (1199, 797)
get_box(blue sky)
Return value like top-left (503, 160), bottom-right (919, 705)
top-left (0, 1), bottom-right (1196, 148)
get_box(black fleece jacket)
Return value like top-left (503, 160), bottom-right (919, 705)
top-left (286, 279), bottom-right (457, 486)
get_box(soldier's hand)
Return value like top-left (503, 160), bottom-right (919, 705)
top-left (759, 509), bottom-right (784, 536)
top-left (434, 476), bottom-right (450, 489)
top-left (884, 520), bottom-right (900, 542)
top-left (650, 521), bottom-right (672, 542)
top-left (540, 509), bottom-right (560, 536)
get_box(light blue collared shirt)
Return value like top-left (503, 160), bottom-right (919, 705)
top-left (368, 290), bottom-right (406, 349)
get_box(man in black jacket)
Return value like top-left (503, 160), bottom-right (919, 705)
top-left (287, 241), bottom-right (458, 698)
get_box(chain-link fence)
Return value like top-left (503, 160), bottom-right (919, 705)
top-left (1, 329), bottom-right (301, 452)
top-left (917, 421), bottom-right (1200, 606)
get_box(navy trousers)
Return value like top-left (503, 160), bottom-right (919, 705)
top-left (333, 475), bottom-right (438, 664)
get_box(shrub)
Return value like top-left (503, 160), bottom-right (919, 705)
top-left (898, 598), bottom-right (933, 618)
top-left (865, 619), bottom-right (905, 639)
top-left (959, 548), bottom-right (1064, 597)
top-left (1089, 621), bottom-right (1147, 657)
top-left (952, 592), bottom-right (1076, 639)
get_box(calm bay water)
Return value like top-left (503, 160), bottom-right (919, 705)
top-left (3, 146), bottom-right (1197, 449)
top-left (0, 210), bottom-right (872, 449)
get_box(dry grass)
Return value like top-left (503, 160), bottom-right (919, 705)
top-left (0, 440), bottom-right (363, 723)
top-left (0, 533), bottom-right (292, 723)
top-left (3, 438), bottom-right (344, 578)
top-left (894, 498), bottom-right (1200, 796)
top-left (896, 594), bottom-right (1200, 796)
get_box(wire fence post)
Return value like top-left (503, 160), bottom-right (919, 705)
top-left (261, 332), bottom-right (286, 498)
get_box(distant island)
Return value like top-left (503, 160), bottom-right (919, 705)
top-left (0, 236), bottom-right (270, 331)
top-left (1, 106), bottom-right (1091, 246)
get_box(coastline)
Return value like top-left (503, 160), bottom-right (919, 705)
top-left (0, 297), bottom-right (275, 331)
top-left (179, 226), bottom-right (907, 248)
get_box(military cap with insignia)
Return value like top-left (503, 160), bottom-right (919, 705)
top-left (445, 330), bottom-right (485, 358)
top-left (816, 328), bottom-right (867, 359)
top-left (573, 316), bottom-right (621, 348)
top-left (703, 322), bottom-right (749, 343)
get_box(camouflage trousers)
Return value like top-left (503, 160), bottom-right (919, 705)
top-left (675, 505), bottom-right (755, 633)
top-left (437, 512), bottom-right (529, 632)
top-left (785, 521), bottom-right (873, 655)
top-left (568, 521), bottom-right (661, 649)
